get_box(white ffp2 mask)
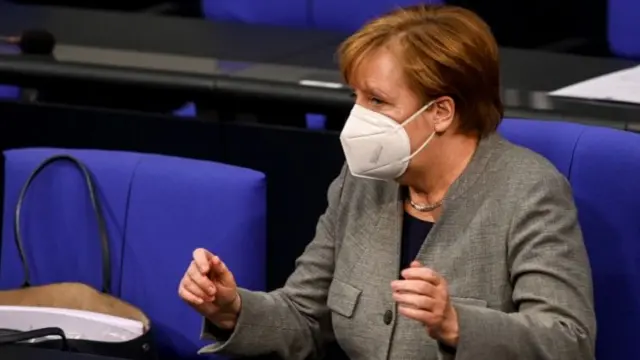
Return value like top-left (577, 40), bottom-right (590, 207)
top-left (339, 101), bottom-right (436, 180)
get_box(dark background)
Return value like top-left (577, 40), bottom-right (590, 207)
top-left (10, 0), bottom-right (612, 58)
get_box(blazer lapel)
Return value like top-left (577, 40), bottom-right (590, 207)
top-left (350, 183), bottom-right (403, 302)
top-left (415, 134), bottom-right (500, 272)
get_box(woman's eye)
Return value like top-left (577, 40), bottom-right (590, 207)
top-left (370, 97), bottom-right (384, 105)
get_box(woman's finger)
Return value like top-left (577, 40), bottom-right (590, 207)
top-left (184, 276), bottom-right (214, 301)
top-left (179, 285), bottom-right (203, 305)
top-left (188, 263), bottom-right (216, 295)
top-left (400, 267), bottom-right (441, 285)
top-left (398, 305), bottom-right (429, 323)
top-left (391, 279), bottom-right (436, 296)
top-left (192, 248), bottom-right (213, 274)
top-left (393, 292), bottom-right (435, 310)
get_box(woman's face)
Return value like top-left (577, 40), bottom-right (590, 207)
top-left (350, 47), bottom-right (450, 173)
top-left (352, 47), bottom-right (426, 129)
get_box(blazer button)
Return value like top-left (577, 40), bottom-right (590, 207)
top-left (383, 310), bottom-right (393, 325)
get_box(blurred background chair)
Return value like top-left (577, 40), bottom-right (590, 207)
top-left (0, 148), bottom-right (267, 360)
top-left (0, 85), bottom-right (19, 101)
top-left (499, 118), bottom-right (640, 360)
top-left (201, 0), bottom-right (310, 27)
top-left (608, 0), bottom-right (640, 59)
top-left (174, 102), bottom-right (197, 118)
top-left (312, 0), bottom-right (442, 33)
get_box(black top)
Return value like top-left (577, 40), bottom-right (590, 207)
top-left (400, 211), bottom-right (434, 273)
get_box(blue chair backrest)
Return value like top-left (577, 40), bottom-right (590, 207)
top-left (498, 118), bottom-right (584, 177)
top-left (174, 102), bottom-right (197, 118)
top-left (312, 0), bottom-right (443, 33)
top-left (0, 148), bottom-right (139, 292)
top-left (0, 43), bottom-right (20, 100)
top-left (608, 0), bottom-right (640, 58)
top-left (119, 154), bottom-right (266, 359)
top-left (202, 0), bottom-right (444, 32)
top-left (0, 85), bottom-right (19, 100)
top-left (499, 118), bottom-right (640, 360)
top-left (202, 0), bottom-right (309, 27)
top-left (1, 148), bottom-right (267, 360)
top-left (569, 125), bottom-right (640, 359)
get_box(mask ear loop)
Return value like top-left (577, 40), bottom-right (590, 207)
top-left (404, 130), bottom-right (436, 162)
top-left (397, 99), bottom-right (438, 162)
top-left (392, 100), bottom-right (436, 133)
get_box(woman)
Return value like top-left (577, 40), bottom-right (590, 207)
top-left (178, 5), bottom-right (596, 360)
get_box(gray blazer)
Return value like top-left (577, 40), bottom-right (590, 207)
top-left (199, 133), bottom-right (596, 360)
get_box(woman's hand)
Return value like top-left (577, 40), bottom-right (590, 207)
top-left (178, 248), bottom-right (241, 330)
top-left (391, 261), bottom-right (459, 347)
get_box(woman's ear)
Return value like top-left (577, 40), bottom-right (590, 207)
top-left (432, 97), bottom-right (455, 133)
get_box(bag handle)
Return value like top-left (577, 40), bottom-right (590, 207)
top-left (0, 327), bottom-right (68, 349)
top-left (13, 154), bottom-right (111, 294)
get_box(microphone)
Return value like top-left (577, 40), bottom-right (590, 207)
top-left (0, 29), bottom-right (56, 55)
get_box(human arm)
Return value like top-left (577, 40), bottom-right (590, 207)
top-left (198, 166), bottom-right (347, 359)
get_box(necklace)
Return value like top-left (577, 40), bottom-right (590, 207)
top-left (409, 198), bottom-right (443, 212)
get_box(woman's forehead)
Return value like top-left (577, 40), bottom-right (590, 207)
top-left (351, 47), bottom-right (408, 95)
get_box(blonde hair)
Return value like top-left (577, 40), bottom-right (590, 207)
top-left (338, 5), bottom-right (503, 137)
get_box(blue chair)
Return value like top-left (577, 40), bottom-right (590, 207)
top-left (312, 0), bottom-right (443, 33)
top-left (118, 154), bottom-right (266, 359)
top-left (0, 43), bottom-right (20, 100)
top-left (202, 0), bottom-right (310, 27)
top-left (0, 148), bottom-right (139, 292)
top-left (0, 85), bottom-right (19, 100)
top-left (499, 119), bottom-right (640, 360)
top-left (1, 148), bottom-right (267, 360)
top-left (569, 125), bottom-right (640, 360)
top-left (498, 118), bottom-right (584, 177)
top-left (174, 102), bottom-right (197, 118)
top-left (608, 0), bottom-right (640, 58)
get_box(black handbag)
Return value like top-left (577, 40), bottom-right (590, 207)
top-left (0, 155), bottom-right (157, 360)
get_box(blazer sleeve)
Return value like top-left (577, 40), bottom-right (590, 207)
top-left (198, 165), bottom-right (348, 359)
top-left (446, 170), bottom-right (597, 360)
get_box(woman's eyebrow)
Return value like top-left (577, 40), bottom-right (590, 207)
top-left (362, 85), bottom-right (391, 100)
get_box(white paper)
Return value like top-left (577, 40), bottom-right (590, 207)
top-left (549, 65), bottom-right (640, 104)
top-left (0, 306), bottom-right (144, 342)
top-left (299, 79), bottom-right (344, 89)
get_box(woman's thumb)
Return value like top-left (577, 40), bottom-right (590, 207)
top-left (209, 256), bottom-right (236, 287)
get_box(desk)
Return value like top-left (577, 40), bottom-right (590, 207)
top-left (0, 3), bottom-right (639, 129)
top-left (280, 44), bottom-right (640, 129)
top-left (0, 2), bottom-right (346, 110)
top-left (0, 2), bottom-right (345, 62)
